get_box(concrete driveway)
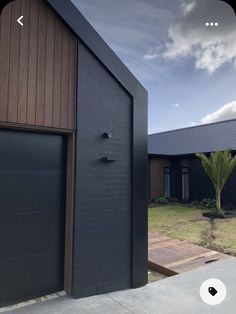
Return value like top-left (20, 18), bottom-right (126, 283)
top-left (4, 257), bottom-right (236, 314)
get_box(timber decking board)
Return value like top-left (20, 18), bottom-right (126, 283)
top-left (148, 232), bottom-right (230, 276)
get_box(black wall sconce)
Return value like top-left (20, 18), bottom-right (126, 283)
top-left (101, 157), bottom-right (115, 163)
top-left (102, 132), bottom-right (112, 139)
top-left (101, 132), bottom-right (115, 162)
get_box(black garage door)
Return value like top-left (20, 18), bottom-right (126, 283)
top-left (0, 130), bottom-right (67, 307)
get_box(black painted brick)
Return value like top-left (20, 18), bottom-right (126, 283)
top-left (72, 42), bottom-right (132, 298)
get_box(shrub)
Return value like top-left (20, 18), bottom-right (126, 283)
top-left (200, 198), bottom-right (216, 209)
top-left (155, 196), bottom-right (170, 204)
top-left (170, 197), bottom-right (178, 203)
top-left (191, 200), bottom-right (200, 207)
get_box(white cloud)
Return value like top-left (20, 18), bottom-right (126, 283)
top-left (144, 0), bottom-right (236, 73)
top-left (180, 2), bottom-right (196, 16)
top-left (201, 101), bottom-right (236, 124)
top-left (190, 121), bottom-right (198, 126)
top-left (171, 103), bottom-right (180, 108)
top-left (72, 0), bottom-right (174, 83)
top-left (143, 47), bottom-right (162, 60)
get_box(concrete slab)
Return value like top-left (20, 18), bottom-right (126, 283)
top-left (5, 257), bottom-right (236, 314)
top-left (110, 257), bottom-right (236, 314)
top-left (4, 294), bottom-right (132, 314)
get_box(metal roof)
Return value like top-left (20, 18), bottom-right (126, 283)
top-left (148, 119), bottom-right (236, 156)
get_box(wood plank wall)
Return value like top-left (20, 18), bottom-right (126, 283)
top-left (0, 0), bottom-right (77, 130)
top-left (149, 157), bottom-right (170, 200)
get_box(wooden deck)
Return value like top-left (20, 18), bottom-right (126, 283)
top-left (148, 232), bottom-right (231, 276)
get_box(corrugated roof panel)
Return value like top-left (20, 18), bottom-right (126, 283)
top-left (148, 119), bottom-right (236, 155)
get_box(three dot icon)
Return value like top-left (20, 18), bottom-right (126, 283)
top-left (205, 22), bottom-right (219, 27)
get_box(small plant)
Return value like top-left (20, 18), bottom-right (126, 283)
top-left (200, 198), bottom-right (216, 209)
top-left (155, 196), bottom-right (170, 204)
top-left (170, 197), bottom-right (178, 203)
top-left (191, 200), bottom-right (200, 207)
top-left (200, 217), bottom-right (216, 249)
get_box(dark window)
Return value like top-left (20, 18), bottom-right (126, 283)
top-left (182, 167), bottom-right (189, 200)
top-left (164, 167), bottom-right (171, 198)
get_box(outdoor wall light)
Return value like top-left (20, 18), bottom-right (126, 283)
top-left (102, 132), bottom-right (112, 139)
top-left (101, 157), bottom-right (115, 162)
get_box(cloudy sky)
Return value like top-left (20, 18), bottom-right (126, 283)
top-left (71, 0), bottom-right (236, 134)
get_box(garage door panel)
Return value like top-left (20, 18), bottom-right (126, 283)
top-left (0, 212), bottom-right (65, 261)
top-left (0, 130), bottom-right (66, 306)
top-left (0, 130), bottom-right (67, 171)
top-left (0, 171), bottom-right (66, 213)
top-left (0, 130), bottom-right (66, 170)
top-left (0, 250), bottom-right (64, 307)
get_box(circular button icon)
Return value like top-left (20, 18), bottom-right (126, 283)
top-left (200, 278), bottom-right (226, 305)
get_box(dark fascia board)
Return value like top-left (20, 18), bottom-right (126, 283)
top-left (149, 153), bottom-right (201, 158)
top-left (149, 151), bottom-right (236, 158)
top-left (149, 153), bottom-right (194, 158)
top-left (47, 0), bottom-right (148, 289)
top-left (46, 0), bottom-right (147, 97)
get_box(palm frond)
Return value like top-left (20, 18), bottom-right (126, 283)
top-left (196, 150), bottom-right (236, 211)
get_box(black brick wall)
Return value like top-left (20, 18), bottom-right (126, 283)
top-left (72, 42), bottom-right (132, 298)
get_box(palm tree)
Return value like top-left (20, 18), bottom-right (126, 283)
top-left (196, 150), bottom-right (236, 215)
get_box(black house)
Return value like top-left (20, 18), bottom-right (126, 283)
top-left (0, 0), bottom-right (147, 307)
top-left (148, 119), bottom-right (236, 206)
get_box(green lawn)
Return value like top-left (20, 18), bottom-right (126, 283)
top-left (148, 204), bottom-right (236, 256)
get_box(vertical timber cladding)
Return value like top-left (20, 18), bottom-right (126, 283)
top-left (149, 157), bottom-right (170, 200)
top-left (0, 0), bottom-right (77, 130)
top-left (73, 42), bottom-right (132, 297)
